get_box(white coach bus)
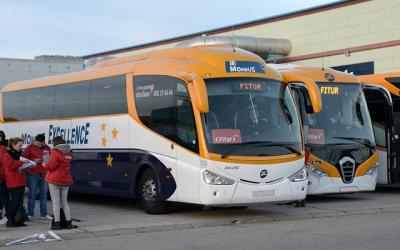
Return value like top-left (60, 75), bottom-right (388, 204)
top-left (360, 72), bottom-right (400, 186)
top-left (270, 64), bottom-right (378, 195)
top-left (0, 46), bottom-right (321, 214)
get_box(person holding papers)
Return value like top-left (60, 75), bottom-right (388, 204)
top-left (3, 137), bottom-right (31, 227)
top-left (43, 136), bottom-right (75, 230)
top-left (24, 134), bottom-right (52, 221)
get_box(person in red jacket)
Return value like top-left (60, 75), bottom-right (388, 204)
top-left (3, 137), bottom-right (29, 227)
top-left (0, 131), bottom-right (10, 225)
top-left (24, 134), bottom-right (52, 221)
top-left (43, 136), bottom-right (75, 230)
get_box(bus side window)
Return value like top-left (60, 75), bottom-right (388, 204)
top-left (55, 81), bottom-right (90, 118)
top-left (134, 75), bottom-right (199, 153)
top-left (3, 90), bottom-right (26, 121)
top-left (24, 87), bottom-right (56, 120)
top-left (291, 87), bottom-right (310, 143)
top-left (89, 75), bottom-right (127, 116)
top-left (291, 88), bottom-right (308, 125)
top-left (4, 87), bottom-right (55, 121)
top-left (3, 74), bottom-right (127, 121)
top-left (176, 82), bottom-right (198, 153)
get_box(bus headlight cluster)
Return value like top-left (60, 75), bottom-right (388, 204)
top-left (306, 164), bottom-right (328, 178)
top-left (366, 164), bottom-right (379, 175)
top-left (288, 167), bottom-right (307, 182)
top-left (203, 170), bottom-right (235, 185)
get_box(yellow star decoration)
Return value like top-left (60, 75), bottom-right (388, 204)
top-left (106, 153), bottom-right (113, 167)
top-left (100, 123), bottom-right (107, 132)
top-left (101, 137), bottom-right (107, 147)
top-left (111, 127), bottom-right (119, 139)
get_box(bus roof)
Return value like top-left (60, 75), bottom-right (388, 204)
top-left (359, 72), bottom-right (400, 96)
top-left (2, 45), bottom-right (282, 93)
top-left (268, 64), bottom-right (360, 83)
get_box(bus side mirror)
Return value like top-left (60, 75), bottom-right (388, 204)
top-left (187, 73), bottom-right (209, 113)
top-left (282, 73), bottom-right (322, 113)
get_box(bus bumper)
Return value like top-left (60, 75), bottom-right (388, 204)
top-left (199, 178), bottom-right (307, 206)
top-left (307, 174), bottom-right (377, 195)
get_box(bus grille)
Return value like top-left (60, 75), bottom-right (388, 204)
top-left (339, 157), bottom-right (355, 184)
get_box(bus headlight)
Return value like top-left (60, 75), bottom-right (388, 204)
top-left (288, 167), bottom-right (307, 182)
top-left (366, 164), bottom-right (379, 175)
top-left (306, 164), bottom-right (328, 178)
top-left (203, 170), bottom-right (235, 185)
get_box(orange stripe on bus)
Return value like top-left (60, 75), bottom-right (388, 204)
top-left (355, 152), bottom-right (378, 177)
top-left (307, 153), bottom-right (341, 177)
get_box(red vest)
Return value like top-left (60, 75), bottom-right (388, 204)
top-left (23, 144), bottom-right (51, 174)
top-left (3, 153), bottom-right (26, 188)
top-left (44, 148), bottom-right (73, 186)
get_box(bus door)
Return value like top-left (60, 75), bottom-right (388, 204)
top-left (132, 74), bottom-right (179, 200)
top-left (363, 85), bottom-right (394, 184)
top-left (175, 80), bottom-right (200, 203)
top-left (390, 95), bottom-right (400, 184)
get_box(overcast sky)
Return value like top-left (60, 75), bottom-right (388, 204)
top-left (0, 0), bottom-right (336, 59)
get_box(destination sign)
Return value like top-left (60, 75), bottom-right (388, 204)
top-left (225, 61), bottom-right (265, 73)
top-left (320, 86), bottom-right (340, 95)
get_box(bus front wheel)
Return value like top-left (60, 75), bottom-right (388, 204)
top-left (138, 168), bottom-right (168, 214)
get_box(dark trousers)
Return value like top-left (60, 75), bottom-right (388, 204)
top-left (8, 187), bottom-right (24, 224)
top-left (0, 183), bottom-right (3, 216)
top-left (0, 181), bottom-right (11, 218)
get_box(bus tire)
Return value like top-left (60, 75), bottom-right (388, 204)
top-left (138, 168), bottom-right (168, 214)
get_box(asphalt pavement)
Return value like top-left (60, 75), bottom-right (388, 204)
top-left (0, 187), bottom-right (399, 249)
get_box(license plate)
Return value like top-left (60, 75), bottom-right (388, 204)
top-left (339, 186), bottom-right (358, 193)
top-left (253, 190), bottom-right (275, 197)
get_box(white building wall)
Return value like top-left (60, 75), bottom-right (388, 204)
top-left (0, 56), bottom-right (84, 88)
top-left (87, 0), bottom-right (400, 74)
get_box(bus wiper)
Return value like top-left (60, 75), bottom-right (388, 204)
top-left (255, 142), bottom-right (302, 155)
top-left (221, 141), bottom-right (301, 159)
top-left (331, 136), bottom-right (376, 150)
top-left (221, 141), bottom-right (274, 159)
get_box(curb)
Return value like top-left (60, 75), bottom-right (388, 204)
top-left (2, 207), bottom-right (400, 247)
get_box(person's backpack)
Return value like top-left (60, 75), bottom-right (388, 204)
top-left (15, 205), bottom-right (28, 224)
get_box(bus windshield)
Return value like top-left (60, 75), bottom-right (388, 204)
top-left (303, 83), bottom-right (375, 147)
top-left (202, 77), bottom-right (302, 157)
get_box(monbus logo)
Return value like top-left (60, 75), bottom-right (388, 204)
top-left (225, 61), bottom-right (265, 73)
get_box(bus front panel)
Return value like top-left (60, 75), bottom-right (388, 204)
top-left (296, 82), bottom-right (378, 194)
